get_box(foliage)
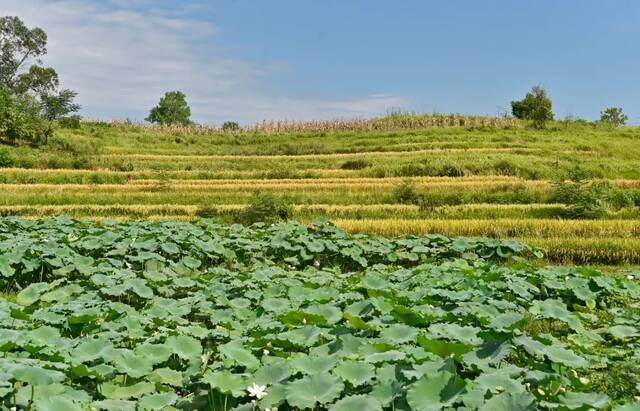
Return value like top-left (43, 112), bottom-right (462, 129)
top-left (393, 181), bottom-right (422, 205)
top-left (222, 121), bottom-right (240, 132)
top-left (58, 115), bottom-right (82, 129)
top-left (340, 159), bottom-right (371, 170)
top-left (0, 16), bottom-right (79, 144)
top-left (511, 85), bottom-right (554, 128)
top-left (237, 191), bottom-right (292, 225)
top-left (599, 107), bottom-right (628, 127)
top-left (146, 91), bottom-right (192, 126)
top-left (551, 180), bottom-right (634, 219)
top-left (0, 86), bottom-right (48, 145)
top-left (0, 218), bottom-right (637, 410)
top-left (0, 147), bottom-right (13, 167)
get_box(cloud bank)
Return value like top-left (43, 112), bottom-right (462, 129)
top-left (3, 0), bottom-right (409, 123)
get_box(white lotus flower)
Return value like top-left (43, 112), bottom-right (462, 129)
top-left (247, 383), bottom-right (268, 399)
top-left (627, 275), bottom-right (635, 280)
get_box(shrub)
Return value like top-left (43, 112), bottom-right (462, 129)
top-left (436, 164), bottom-right (465, 177)
top-left (393, 182), bottom-right (422, 205)
top-left (0, 148), bottom-right (14, 167)
top-left (237, 192), bottom-right (292, 225)
top-left (0, 88), bottom-right (47, 145)
top-left (59, 115), bottom-right (82, 129)
top-left (551, 180), bottom-right (631, 219)
top-left (222, 121), bottom-right (240, 132)
top-left (340, 159), bottom-right (371, 170)
top-left (511, 85), bottom-right (554, 128)
top-left (599, 107), bottom-right (628, 127)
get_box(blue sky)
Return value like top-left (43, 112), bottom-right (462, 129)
top-left (6, 0), bottom-right (640, 124)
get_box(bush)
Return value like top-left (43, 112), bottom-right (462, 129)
top-left (222, 121), bottom-right (240, 132)
top-left (340, 159), bottom-right (371, 170)
top-left (599, 107), bottom-right (628, 127)
top-left (436, 164), bottom-right (465, 177)
top-left (237, 192), bottom-right (292, 225)
top-left (0, 148), bottom-right (14, 167)
top-left (393, 182), bottom-right (422, 205)
top-left (551, 180), bottom-right (631, 219)
top-left (0, 88), bottom-right (47, 145)
top-left (511, 85), bottom-right (554, 129)
top-left (59, 115), bottom-right (82, 129)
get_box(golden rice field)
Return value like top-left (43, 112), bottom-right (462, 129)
top-left (2, 120), bottom-right (640, 264)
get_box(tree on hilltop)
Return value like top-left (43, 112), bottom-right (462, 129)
top-left (146, 91), bottom-right (192, 126)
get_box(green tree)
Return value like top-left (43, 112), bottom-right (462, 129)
top-left (0, 16), bottom-right (48, 93)
top-left (40, 89), bottom-right (81, 141)
top-left (146, 91), bottom-right (192, 126)
top-left (511, 85), bottom-right (554, 128)
top-left (0, 16), bottom-right (79, 145)
top-left (599, 107), bottom-right (627, 127)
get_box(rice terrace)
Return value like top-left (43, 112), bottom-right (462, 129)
top-left (1, 2), bottom-right (640, 411)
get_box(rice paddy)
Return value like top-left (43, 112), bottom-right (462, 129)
top-left (2, 120), bottom-right (640, 264)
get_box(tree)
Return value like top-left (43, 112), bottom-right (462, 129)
top-left (0, 16), bottom-right (48, 93)
top-left (0, 16), bottom-right (79, 145)
top-left (599, 107), bottom-right (627, 127)
top-left (511, 85), bottom-right (554, 128)
top-left (146, 91), bottom-right (192, 126)
top-left (40, 89), bottom-right (81, 141)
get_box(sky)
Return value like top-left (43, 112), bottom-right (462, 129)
top-left (3, 0), bottom-right (640, 124)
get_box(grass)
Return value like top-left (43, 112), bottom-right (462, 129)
top-left (1, 118), bottom-right (640, 265)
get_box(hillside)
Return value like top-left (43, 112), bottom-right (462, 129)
top-left (1, 119), bottom-right (640, 265)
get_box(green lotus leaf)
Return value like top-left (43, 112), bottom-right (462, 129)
top-left (332, 360), bottom-right (375, 386)
top-left (72, 338), bottom-right (113, 363)
top-left (219, 341), bottom-right (260, 370)
top-left (380, 324), bottom-right (418, 344)
top-left (290, 354), bottom-right (338, 374)
top-left (559, 391), bottom-right (610, 409)
top-left (329, 394), bottom-right (383, 411)
top-left (134, 343), bottom-right (173, 365)
top-left (253, 361), bottom-right (291, 386)
top-left (480, 391), bottom-right (536, 410)
top-left (428, 323), bottom-right (482, 345)
top-left (138, 392), bottom-right (178, 410)
top-left (406, 370), bottom-right (466, 411)
top-left (12, 366), bottom-right (66, 386)
top-left (0, 254), bottom-right (15, 277)
top-left (16, 282), bottom-right (50, 306)
top-left (91, 400), bottom-right (137, 411)
top-left (149, 368), bottom-right (183, 387)
top-left (202, 370), bottom-right (246, 397)
top-left (100, 382), bottom-right (156, 400)
top-left (165, 335), bottom-right (202, 360)
top-left (608, 325), bottom-right (639, 339)
top-left (33, 396), bottom-right (83, 411)
top-left (286, 373), bottom-right (344, 408)
top-left (108, 349), bottom-right (153, 378)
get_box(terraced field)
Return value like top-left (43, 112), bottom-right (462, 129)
top-left (2, 121), bottom-right (640, 265)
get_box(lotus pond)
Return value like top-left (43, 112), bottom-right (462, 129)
top-left (0, 217), bottom-right (638, 410)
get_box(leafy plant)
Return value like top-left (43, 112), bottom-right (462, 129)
top-left (222, 121), bottom-right (240, 131)
top-left (340, 159), bottom-right (371, 170)
top-left (237, 191), bottom-right (292, 225)
top-left (599, 107), bottom-right (628, 127)
top-left (0, 147), bottom-right (13, 167)
top-left (0, 218), bottom-right (636, 409)
top-left (393, 181), bottom-right (423, 205)
top-left (511, 85), bottom-right (554, 128)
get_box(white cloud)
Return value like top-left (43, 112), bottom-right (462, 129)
top-left (3, 0), bottom-right (409, 124)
